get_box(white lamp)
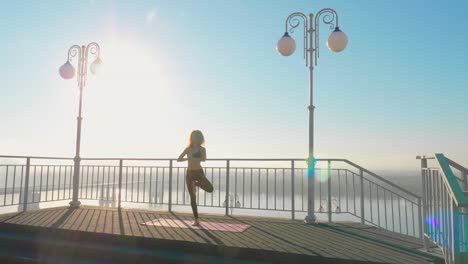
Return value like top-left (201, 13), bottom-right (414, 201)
top-left (59, 61), bottom-right (75, 79)
top-left (327, 27), bottom-right (348, 53)
top-left (276, 32), bottom-right (296, 56)
top-left (90, 57), bottom-right (103, 75)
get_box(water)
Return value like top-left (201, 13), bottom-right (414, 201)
top-left (0, 181), bottom-right (421, 238)
top-left (0, 163), bottom-right (423, 238)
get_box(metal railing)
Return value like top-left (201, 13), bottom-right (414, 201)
top-left (0, 155), bottom-right (421, 238)
top-left (418, 153), bottom-right (468, 264)
top-left (0, 156), bottom-right (74, 212)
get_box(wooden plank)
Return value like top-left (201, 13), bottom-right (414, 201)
top-left (0, 206), bottom-right (443, 264)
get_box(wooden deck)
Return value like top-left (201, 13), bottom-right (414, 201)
top-left (0, 206), bottom-right (443, 263)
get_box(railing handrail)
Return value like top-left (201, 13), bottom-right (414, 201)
top-left (419, 153), bottom-right (467, 263)
top-left (434, 153), bottom-right (468, 207)
top-left (0, 155), bottom-right (361, 162)
top-left (1, 154), bottom-right (425, 239)
top-left (0, 155), bottom-right (73, 160)
top-left (82, 158), bottom-right (309, 161)
top-left (0, 156), bottom-right (310, 161)
top-left (341, 159), bottom-right (421, 200)
top-left (445, 157), bottom-right (468, 175)
top-left (0, 155), bottom-right (420, 200)
top-left (81, 158), bottom-right (353, 162)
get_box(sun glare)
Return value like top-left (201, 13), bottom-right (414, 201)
top-left (82, 39), bottom-right (175, 154)
top-left (90, 39), bottom-right (172, 107)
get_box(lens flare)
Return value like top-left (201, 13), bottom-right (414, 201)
top-left (307, 156), bottom-right (317, 179)
top-left (425, 217), bottom-right (440, 227)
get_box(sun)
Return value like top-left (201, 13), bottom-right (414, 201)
top-left (81, 39), bottom-right (175, 154)
top-left (87, 39), bottom-right (172, 112)
top-left (93, 40), bottom-right (167, 93)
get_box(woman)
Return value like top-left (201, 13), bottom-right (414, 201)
top-left (177, 130), bottom-right (213, 226)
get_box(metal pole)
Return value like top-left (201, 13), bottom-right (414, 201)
top-left (281, 9), bottom-right (340, 224)
top-left (62, 43), bottom-right (100, 208)
top-left (70, 46), bottom-right (85, 208)
top-left (305, 13), bottom-right (317, 224)
top-left (291, 160), bottom-right (295, 220)
top-left (23, 157), bottom-right (31, 211)
top-left (225, 160), bottom-right (230, 216)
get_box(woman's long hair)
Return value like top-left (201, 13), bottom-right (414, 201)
top-left (188, 130), bottom-right (205, 147)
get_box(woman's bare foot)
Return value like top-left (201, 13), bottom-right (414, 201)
top-left (192, 219), bottom-right (200, 226)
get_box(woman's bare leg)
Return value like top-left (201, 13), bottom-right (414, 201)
top-left (186, 175), bottom-right (199, 223)
top-left (196, 171), bottom-right (214, 193)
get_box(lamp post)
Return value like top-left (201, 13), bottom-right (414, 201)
top-left (59, 43), bottom-right (102, 208)
top-left (276, 9), bottom-right (348, 223)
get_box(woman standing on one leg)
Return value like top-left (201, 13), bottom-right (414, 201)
top-left (177, 130), bottom-right (213, 226)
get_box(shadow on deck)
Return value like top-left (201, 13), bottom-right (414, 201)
top-left (0, 206), bottom-right (443, 264)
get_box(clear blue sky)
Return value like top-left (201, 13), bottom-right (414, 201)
top-left (1, 0), bottom-right (467, 170)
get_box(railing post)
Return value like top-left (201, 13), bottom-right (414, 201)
top-left (360, 168), bottom-right (365, 224)
top-left (23, 158), bottom-right (31, 212)
top-left (328, 160), bottom-right (332, 223)
top-left (118, 159), bottom-right (123, 209)
top-left (420, 157), bottom-right (429, 251)
top-left (225, 160), bottom-right (230, 216)
top-left (168, 160), bottom-right (173, 212)
top-left (461, 207), bottom-right (468, 261)
top-left (452, 203), bottom-right (460, 263)
top-left (417, 198), bottom-right (424, 240)
top-left (291, 160), bottom-right (295, 220)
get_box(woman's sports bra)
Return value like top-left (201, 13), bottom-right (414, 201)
top-left (192, 149), bottom-right (202, 158)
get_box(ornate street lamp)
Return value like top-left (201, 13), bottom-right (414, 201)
top-left (59, 43), bottom-right (102, 208)
top-left (276, 9), bottom-right (348, 223)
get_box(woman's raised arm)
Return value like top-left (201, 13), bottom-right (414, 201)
top-left (177, 148), bottom-right (188, 162)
